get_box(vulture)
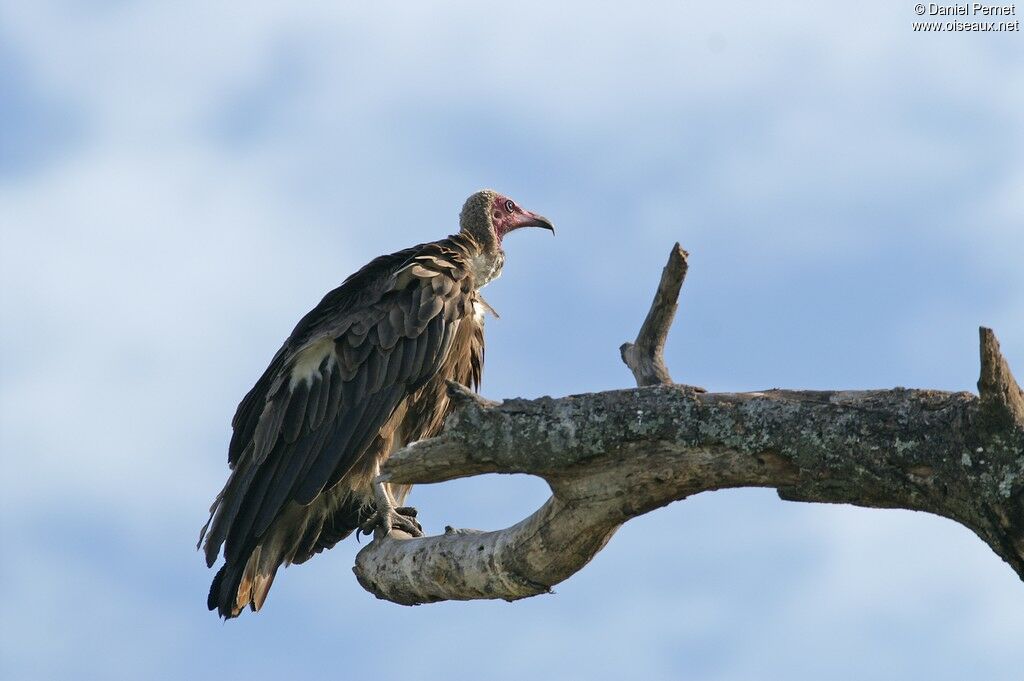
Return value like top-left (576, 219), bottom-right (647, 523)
top-left (199, 189), bottom-right (553, 618)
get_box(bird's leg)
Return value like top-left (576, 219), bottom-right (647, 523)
top-left (360, 462), bottom-right (423, 539)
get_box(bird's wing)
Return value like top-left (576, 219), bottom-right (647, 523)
top-left (200, 243), bottom-right (476, 568)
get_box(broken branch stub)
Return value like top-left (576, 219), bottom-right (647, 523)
top-left (978, 326), bottom-right (1024, 431)
top-left (620, 242), bottom-right (688, 387)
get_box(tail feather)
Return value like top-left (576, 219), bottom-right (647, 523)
top-left (207, 545), bottom-right (283, 619)
top-left (251, 546), bottom-right (280, 611)
top-left (207, 562), bottom-right (231, 613)
top-left (204, 489), bottom-right (378, 618)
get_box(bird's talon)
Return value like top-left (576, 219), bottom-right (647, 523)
top-left (394, 506), bottom-right (422, 534)
top-left (385, 509), bottom-right (423, 538)
top-left (359, 506), bottom-right (423, 539)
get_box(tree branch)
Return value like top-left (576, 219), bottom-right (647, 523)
top-left (353, 247), bottom-right (1024, 605)
top-left (619, 242), bottom-right (688, 387)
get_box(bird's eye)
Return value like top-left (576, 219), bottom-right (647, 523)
top-left (504, 200), bottom-right (515, 213)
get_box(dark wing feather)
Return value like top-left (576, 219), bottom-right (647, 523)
top-left (201, 240), bottom-right (474, 576)
top-left (243, 414), bottom-right (333, 544)
top-left (227, 348), bottom-right (286, 466)
top-left (294, 384), bottom-right (405, 504)
top-left (281, 378), bottom-right (310, 443)
top-left (223, 243), bottom-right (428, 467)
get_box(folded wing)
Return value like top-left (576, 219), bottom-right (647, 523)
top-left (200, 244), bottom-right (476, 577)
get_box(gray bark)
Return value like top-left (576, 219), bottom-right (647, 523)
top-left (353, 246), bottom-right (1024, 606)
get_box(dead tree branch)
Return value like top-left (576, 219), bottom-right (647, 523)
top-left (353, 247), bottom-right (1024, 606)
top-left (620, 243), bottom-right (688, 387)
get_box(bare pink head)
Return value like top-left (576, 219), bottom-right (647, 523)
top-left (459, 189), bottom-right (554, 250)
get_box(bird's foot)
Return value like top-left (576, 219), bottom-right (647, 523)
top-left (359, 504), bottom-right (423, 540)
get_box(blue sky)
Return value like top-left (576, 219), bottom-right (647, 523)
top-left (1, 2), bottom-right (1022, 680)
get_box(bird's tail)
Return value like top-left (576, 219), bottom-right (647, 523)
top-left (202, 490), bottom-right (375, 619)
top-left (200, 465), bottom-right (286, 619)
top-left (207, 544), bottom-right (281, 619)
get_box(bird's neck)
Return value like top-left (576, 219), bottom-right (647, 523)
top-left (450, 231), bottom-right (504, 289)
top-left (470, 248), bottom-right (504, 289)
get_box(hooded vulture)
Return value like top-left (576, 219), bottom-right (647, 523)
top-left (199, 189), bottom-right (553, 618)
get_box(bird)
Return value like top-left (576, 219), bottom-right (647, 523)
top-left (198, 189), bottom-right (553, 618)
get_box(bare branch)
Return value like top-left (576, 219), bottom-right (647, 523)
top-left (620, 243), bottom-right (689, 387)
top-left (352, 247), bottom-right (1024, 606)
top-left (355, 381), bottom-right (1024, 603)
top-left (354, 498), bottom-right (614, 604)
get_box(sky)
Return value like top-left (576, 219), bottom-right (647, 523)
top-left (1, 2), bottom-right (1022, 680)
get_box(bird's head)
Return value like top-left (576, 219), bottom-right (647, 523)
top-left (459, 189), bottom-right (554, 252)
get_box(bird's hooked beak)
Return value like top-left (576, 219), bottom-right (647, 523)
top-left (513, 209), bottom-right (555, 235)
